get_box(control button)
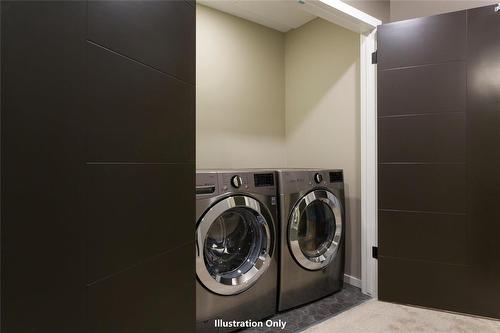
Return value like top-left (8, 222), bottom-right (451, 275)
top-left (231, 175), bottom-right (243, 188)
top-left (314, 173), bottom-right (323, 184)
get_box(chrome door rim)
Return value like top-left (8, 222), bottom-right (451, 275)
top-left (288, 190), bottom-right (343, 270)
top-left (196, 195), bottom-right (273, 295)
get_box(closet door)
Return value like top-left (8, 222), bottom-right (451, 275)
top-left (378, 10), bottom-right (469, 315)
top-left (1, 1), bottom-right (195, 332)
top-left (378, 4), bottom-right (500, 319)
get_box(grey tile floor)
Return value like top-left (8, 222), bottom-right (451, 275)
top-left (243, 284), bottom-right (371, 333)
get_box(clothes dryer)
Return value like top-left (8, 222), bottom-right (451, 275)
top-left (277, 169), bottom-right (345, 311)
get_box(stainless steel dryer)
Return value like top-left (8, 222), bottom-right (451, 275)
top-left (277, 169), bottom-right (345, 311)
top-left (196, 170), bottom-right (278, 332)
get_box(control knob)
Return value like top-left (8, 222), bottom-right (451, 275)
top-left (314, 173), bottom-right (323, 184)
top-left (231, 175), bottom-right (243, 188)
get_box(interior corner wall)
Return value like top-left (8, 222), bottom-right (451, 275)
top-left (196, 4), bottom-right (286, 169)
top-left (284, 18), bottom-right (361, 279)
top-left (390, 0), bottom-right (498, 22)
top-left (196, 7), bottom-right (362, 280)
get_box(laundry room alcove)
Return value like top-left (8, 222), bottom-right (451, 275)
top-left (196, 0), bottom-right (379, 294)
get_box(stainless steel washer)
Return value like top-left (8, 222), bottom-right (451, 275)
top-left (277, 169), bottom-right (346, 311)
top-left (196, 170), bottom-right (278, 332)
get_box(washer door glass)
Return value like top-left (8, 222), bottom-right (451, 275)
top-left (298, 200), bottom-right (336, 259)
top-left (196, 196), bottom-right (273, 295)
top-left (289, 190), bottom-right (343, 270)
top-left (204, 207), bottom-right (265, 278)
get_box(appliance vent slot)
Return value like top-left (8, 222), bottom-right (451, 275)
top-left (254, 173), bottom-right (274, 187)
top-left (329, 171), bottom-right (344, 183)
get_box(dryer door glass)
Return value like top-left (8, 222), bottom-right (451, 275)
top-left (289, 190), bottom-right (343, 270)
top-left (196, 195), bottom-right (274, 295)
top-left (298, 200), bottom-right (335, 259)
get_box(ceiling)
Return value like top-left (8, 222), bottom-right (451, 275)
top-left (197, 0), bottom-right (317, 32)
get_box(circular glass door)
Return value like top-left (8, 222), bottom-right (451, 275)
top-left (288, 190), bottom-right (343, 270)
top-left (196, 196), bottom-right (273, 295)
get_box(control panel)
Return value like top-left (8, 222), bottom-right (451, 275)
top-left (219, 171), bottom-right (276, 196)
top-left (197, 171), bottom-right (277, 198)
top-left (278, 169), bottom-right (344, 194)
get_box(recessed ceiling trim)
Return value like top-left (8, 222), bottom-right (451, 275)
top-left (298, 0), bottom-right (381, 33)
top-left (198, 0), bottom-right (380, 33)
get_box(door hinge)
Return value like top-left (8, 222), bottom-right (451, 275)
top-left (372, 246), bottom-right (378, 259)
top-left (371, 51), bottom-right (378, 64)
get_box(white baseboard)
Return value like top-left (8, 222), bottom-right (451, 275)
top-left (344, 274), bottom-right (361, 288)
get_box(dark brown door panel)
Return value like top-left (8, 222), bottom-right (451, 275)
top-left (467, 111), bottom-right (500, 187)
top-left (88, 0), bottom-right (195, 83)
top-left (87, 242), bottom-right (195, 333)
top-left (379, 257), bottom-right (470, 314)
top-left (1, 167), bottom-right (87, 333)
top-left (466, 112), bottom-right (500, 268)
top-left (466, 4), bottom-right (500, 292)
top-left (1, 0), bottom-right (195, 331)
top-left (467, 5), bottom-right (500, 114)
top-left (377, 11), bottom-right (466, 70)
top-left (1, 1), bottom-right (87, 331)
top-left (378, 62), bottom-right (466, 116)
top-left (87, 43), bottom-right (195, 163)
top-left (378, 5), bottom-right (500, 319)
top-left (379, 210), bottom-right (466, 265)
top-left (378, 164), bottom-right (465, 213)
top-left (464, 265), bottom-right (500, 319)
top-left (378, 113), bottom-right (465, 163)
top-left (86, 163), bottom-right (194, 283)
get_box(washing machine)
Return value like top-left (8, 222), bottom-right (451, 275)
top-left (277, 169), bottom-right (345, 311)
top-left (196, 170), bottom-right (278, 332)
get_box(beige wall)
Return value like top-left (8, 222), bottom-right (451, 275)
top-left (284, 18), bottom-right (361, 279)
top-left (196, 5), bottom-right (286, 169)
top-left (197, 7), bottom-right (362, 279)
top-left (390, 0), bottom-right (498, 21)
